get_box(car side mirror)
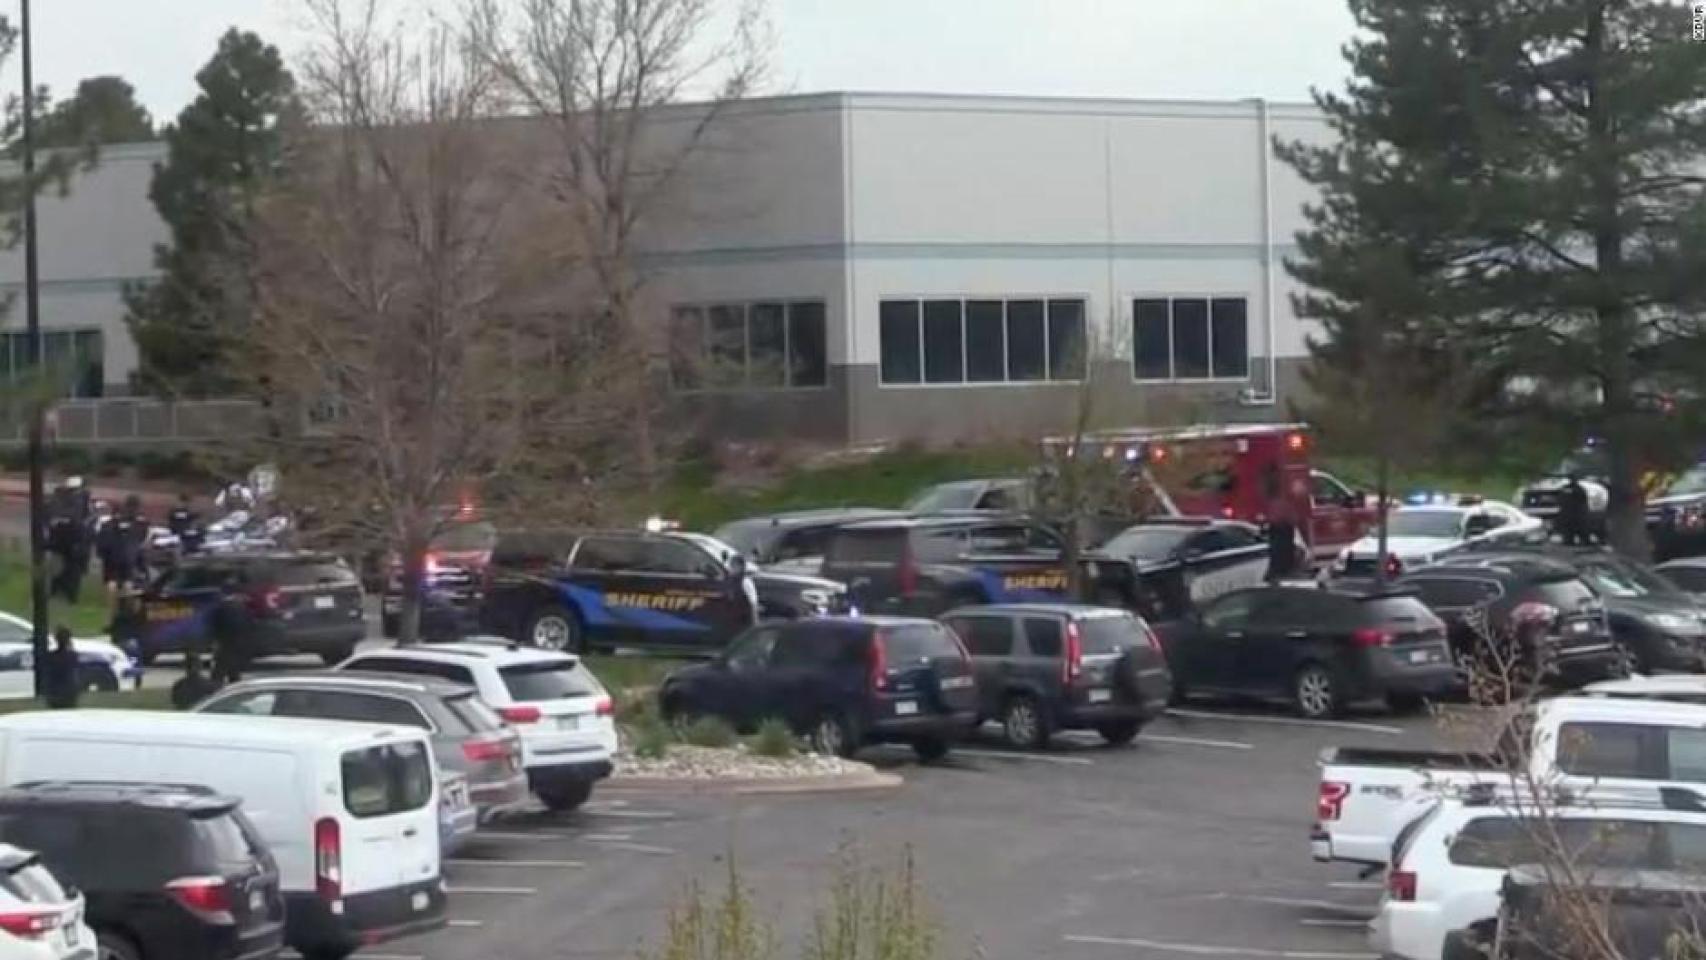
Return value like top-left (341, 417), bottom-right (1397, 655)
top-left (1344, 492), bottom-right (1363, 508)
top-left (727, 555), bottom-right (749, 578)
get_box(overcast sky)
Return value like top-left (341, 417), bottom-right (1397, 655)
top-left (25, 0), bottom-right (1357, 123)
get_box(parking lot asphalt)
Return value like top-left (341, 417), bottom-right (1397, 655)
top-left (344, 705), bottom-right (1458, 960)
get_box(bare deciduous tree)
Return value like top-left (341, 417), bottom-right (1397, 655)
top-left (243, 0), bottom-right (644, 644)
top-left (468, 0), bottom-right (770, 486)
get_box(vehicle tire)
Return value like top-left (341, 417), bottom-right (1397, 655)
top-left (1168, 679), bottom-right (1188, 706)
top-left (1385, 692), bottom-right (1428, 715)
top-left (537, 780), bottom-right (593, 812)
top-left (380, 611), bottom-right (399, 639)
top-left (1097, 718), bottom-right (1142, 746)
top-left (807, 711), bottom-right (859, 759)
top-left (81, 668), bottom-right (118, 694)
top-left (1292, 663), bottom-right (1342, 720)
top-left (298, 947), bottom-right (355, 960)
top-left (1001, 694), bottom-right (1052, 750)
top-left (660, 693), bottom-right (698, 737)
top-left (525, 604), bottom-right (582, 653)
top-left (912, 736), bottom-right (952, 763)
top-left (96, 931), bottom-right (143, 960)
top-left (1610, 639), bottom-right (1640, 679)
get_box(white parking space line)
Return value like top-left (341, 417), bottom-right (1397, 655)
top-left (1328, 881), bottom-right (1382, 891)
top-left (447, 858), bottom-right (584, 868)
top-left (1138, 733), bottom-right (1254, 751)
top-left (582, 832), bottom-right (634, 841)
top-left (1300, 919), bottom-right (1368, 929)
top-left (1165, 709), bottom-right (1404, 736)
top-left (1234, 895), bottom-right (1373, 917)
top-left (1066, 934), bottom-right (1375, 959)
top-left (954, 748), bottom-right (1095, 766)
top-left (284, 953), bottom-right (423, 960)
top-left (449, 919), bottom-right (485, 928)
top-left (470, 830), bottom-right (583, 842)
top-left (446, 885), bottom-right (538, 895)
top-left (591, 840), bottom-right (677, 855)
top-left (586, 809), bottom-right (678, 819)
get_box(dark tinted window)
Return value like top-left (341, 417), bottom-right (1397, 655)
top-left (1133, 299), bottom-right (1171, 379)
top-left (922, 300), bottom-right (964, 384)
top-left (501, 662), bottom-right (598, 701)
top-left (433, 522), bottom-right (498, 553)
top-left (913, 530), bottom-right (967, 563)
top-left (444, 693), bottom-right (503, 733)
top-left (342, 741), bottom-right (433, 818)
top-left (273, 690), bottom-right (430, 729)
top-left (748, 302), bottom-right (787, 388)
top-left (776, 526), bottom-right (835, 561)
top-left (0, 806), bottom-right (257, 883)
top-left (1079, 614), bottom-right (1146, 654)
top-left (826, 530), bottom-right (905, 565)
top-left (1005, 300), bottom-right (1046, 382)
top-left (787, 301), bottom-right (828, 388)
top-left (880, 301), bottom-right (922, 384)
top-left (1528, 577), bottom-right (1599, 611)
top-left (1557, 722), bottom-right (1651, 779)
top-left (344, 657), bottom-right (474, 685)
top-left (641, 539), bottom-right (715, 576)
top-left (1172, 299), bottom-right (1210, 378)
top-left (1661, 566), bottom-right (1706, 593)
top-left (1358, 596), bottom-right (1439, 628)
top-left (269, 560), bottom-right (357, 588)
top-left (774, 627), bottom-right (863, 668)
top-left (1048, 299), bottom-right (1086, 380)
top-left (1401, 577), bottom-right (1500, 609)
top-left (707, 305), bottom-right (746, 388)
top-left (1210, 298), bottom-right (1249, 379)
top-left (170, 564), bottom-right (236, 592)
top-left (950, 617), bottom-right (1014, 657)
top-left (1023, 618), bottom-right (1064, 657)
top-left (191, 811), bottom-right (265, 870)
top-left (1100, 526), bottom-right (1193, 560)
top-left (884, 624), bottom-right (961, 663)
top-left (1202, 591), bottom-right (1260, 631)
top-left (965, 301), bottom-right (1006, 382)
top-left (572, 537), bottom-right (645, 571)
top-left (727, 627), bottom-right (780, 671)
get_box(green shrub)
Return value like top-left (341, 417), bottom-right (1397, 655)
top-left (807, 848), bottom-right (940, 960)
top-left (646, 857), bottom-right (776, 960)
top-left (616, 689), bottom-right (658, 727)
top-left (680, 715), bottom-right (739, 749)
top-left (94, 447), bottom-right (134, 478)
top-left (747, 718), bottom-right (798, 759)
top-left (630, 715), bottom-right (673, 760)
top-left (53, 447), bottom-right (93, 476)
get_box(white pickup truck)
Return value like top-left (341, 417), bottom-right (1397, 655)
top-left (1311, 695), bottom-right (1706, 868)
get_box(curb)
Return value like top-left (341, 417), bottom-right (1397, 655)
top-left (604, 769), bottom-right (903, 796)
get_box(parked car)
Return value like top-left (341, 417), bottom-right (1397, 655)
top-left (1582, 672), bottom-right (1706, 704)
top-left (1152, 586), bottom-right (1454, 718)
top-left (1312, 695), bottom-right (1706, 869)
top-left (193, 672), bottom-right (529, 821)
top-left (1515, 441), bottom-right (1611, 534)
top-left (1371, 787), bottom-right (1706, 960)
top-left (1646, 460), bottom-right (1706, 560)
top-left (436, 771), bottom-right (478, 854)
top-left (1656, 555), bottom-right (1706, 599)
top-left (478, 529), bottom-right (847, 654)
top-left (378, 518), bottom-right (498, 638)
top-left (657, 616), bottom-right (978, 761)
top-left (0, 842), bottom-right (93, 960)
top-left (1487, 863), bottom-right (1706, 960)
top-left (0, 611), bottom-right (139, 698)
top-left (1094, 518), bottom-right (1301, 614)
top-left (1395, 555), bottom-right (1620, 685)
top-left (337, 641), bottom-right (617, 812)
top-left (0, 782), bottom-right (283, 960)
top-left (713, 508), bottom-right (906, 577)
top-left (940, 604), bottom-right (1171, 747)
top-left (1332, 497), bottom-right (1540, 582)
top-left (129, 551), bottom-right (365, 667)
top-left (904, 478), bottom-right (1032, 513)
top-left (0, 711), bottom-right (446, 960)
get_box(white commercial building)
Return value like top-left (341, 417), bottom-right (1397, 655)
top-left (0, 92), bottom-right (1332, 446)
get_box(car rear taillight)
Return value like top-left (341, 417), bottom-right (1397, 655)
top-left (248, 586), bottom-right (284, 616)
top-left (1511, 601), bottom-right (1561, 627)
top-left (1386, 869), bottom-right (1417, 902)
top-left (1063, 621), bottom-right (1083, 683)
top-left (498, 705), bottom-right (542, 724)
top-left (869, 631), bottom-right (890, 692)
top-left (166, 876), bottom-right (236, 924)
top-left (898, 547), bottom-right (918, 596)
top-left (595, 696), bottom-right (615, 717)
top-left (1352, 628), bottom-right (1392, 648)
top-left (0, 909), bottom-right (61, 939)
top-left (462, 737), bottom-right (511, 762)
top-left (1383, 554), bottom-right (1404, 579)
top-left (1140, 621), bottom-right (1162, 652)
top-left (1317, 780), bottom-right (1350, 821)
top-left (314, 818), bottom-right (342, 902)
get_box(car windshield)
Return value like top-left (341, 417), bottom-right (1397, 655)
top-left (712, 520), bottom-right (770, 558)
top-left (1665, 464), bottom-right (1706, 498)
top-left (1577, 560), bottom-right (1648, 598)
top-left (678, 533), bottom-right (745, 569)
top-left (432, 522), bottom-right (497, 553)
top-left (905, 482), bottom-right (985, 512)
top-left (1554, 446), bottom-right (1608, 478)
top-left (1078, 614), bottom-right (1147, 653)
top-left (1099, 526), bottom-right (1193, 561)
top-left (1386, 510), bottom-right (1465, 539)
top-left (500, 661), bottom-right (602, 702)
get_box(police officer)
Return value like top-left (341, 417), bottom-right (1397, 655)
top-left (1264, 466), bottom-right (1302, 584)
top-left (42, 626), bottom-right (79, 710)
top-left (209, 573), bottom-right (249, 685)
top-left (1558, 473), bottom-right (1591, 547)
top-left (97, 495), bottom-right (149, 595)
top-left (167, 493), bottom-right (203, 555)
top-left (46, 477), bottom-right (92, 602)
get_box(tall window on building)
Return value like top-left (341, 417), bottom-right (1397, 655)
top-left (1130, 297), bottom-right (1249, 381)
top-left (669, 300), bottom-right (829, 391)
top-left (0, 330), bottom-right (103, 398)
top-left (878, 297), bottom-right (1087, 385)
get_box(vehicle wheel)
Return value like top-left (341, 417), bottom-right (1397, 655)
top-left (808, 711), bottom-right (859, 759)
top-left (1097, 718), bottom-right (1142, 746)
top-left (1001, 694), bottom-right (1052, 750)
top-left (380, 611), bottom-right (399, 638)
top-left (1168, 679), bottom-right (1188, 706)
top-left (320, 644), bottom-right (355, 668)
top-left (1385, 692), bottom-right (1428, 715)
top-left (660, 693), bottom-right (698, 737)
top-left (298, 948), bottom-right (355, 960)
top-left (912, 736), bottom-right (951, 763)
top-left (1292, 664), bottom-right (1342, 720)
top-left (81, 668), bottom-right (118, 694)
top-left (1610, 640), bottom-right (1640, 679)
top-left (537, 780), bottom-right (593, 812)
top-left (525, 604), bottom-right (582, 653)
top-left (97, 931), bottom-right (143, 960)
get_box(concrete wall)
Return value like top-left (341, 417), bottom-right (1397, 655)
top-left (0, 142), bottom-right (168, 393)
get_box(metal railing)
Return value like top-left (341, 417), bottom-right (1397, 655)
top-left (0, 398), bottom-right (262, 446)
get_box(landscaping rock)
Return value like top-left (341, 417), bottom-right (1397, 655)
top-left (613, 742), bottom-right (871, 782)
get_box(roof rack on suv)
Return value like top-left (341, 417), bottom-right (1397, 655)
top-left (6, 780), bottom-right (238, 811)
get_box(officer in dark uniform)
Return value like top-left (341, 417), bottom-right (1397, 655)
top-left (167, 493), bottom-right (203, 554)
top-left (42, 627), bottom-right (79, 710)
top-left (1264, 465), bottom-right (1302, 583)
top-left (46, 478), bottom-right (92, 602)
top-left (209, 573), bottom-right (249, 686)
top-left (1557, 474), bottom-right (1591, 547)
top-left (97, 495), bottom-right (150, 594)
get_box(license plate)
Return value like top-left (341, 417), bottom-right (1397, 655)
top-left (411, 891), bottom-right (430, 912)
top-left (1409, 649), bottom-right (1433, 664)
top-left (313, 595), bottom-right (336, 610)
top-left (894, 701), bottom-right (919, 716)
top-left (558, 716), bottom-right (580, 731)
top-left (940, 675), bottom-right (972, 690)
top-left (1088, 689), bottom-right (1112, 703)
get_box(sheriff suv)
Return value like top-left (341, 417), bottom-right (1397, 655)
top-left (479, 529), bottom-right (848, 654)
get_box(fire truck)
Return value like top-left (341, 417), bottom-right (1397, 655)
top-left (1061, 423), bottom-right (1381, 558)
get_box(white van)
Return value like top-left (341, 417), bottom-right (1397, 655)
top-left (0, 711), bottom-right (445, 960)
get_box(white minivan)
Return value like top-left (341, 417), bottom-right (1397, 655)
top-left (0, 711), bottom-right (445, 960)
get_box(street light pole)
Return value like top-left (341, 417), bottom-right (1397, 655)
top-left (20, 0), bottom-right (48, 696)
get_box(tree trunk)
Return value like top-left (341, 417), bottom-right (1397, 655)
top-left (398, 535), bottom-right (428, 646)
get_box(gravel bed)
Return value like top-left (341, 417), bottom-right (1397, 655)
top-left (613, 743), bottom-right (872, 781)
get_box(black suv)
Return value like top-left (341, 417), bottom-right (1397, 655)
top-left (657, 616), bottom-right (978, 761)
top-left (1396, 555), bottom-right (1620, 686)
top-left (713, 508), bottom-right (906, 576)
top-left (480, 530), bottom-right (849, 654)
top-left (0, 782), bottom-right (284, 960)
top-left (940, 604), bottom-right (1172, 748)
top-left (131, 552), bottom-right (365, 666)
